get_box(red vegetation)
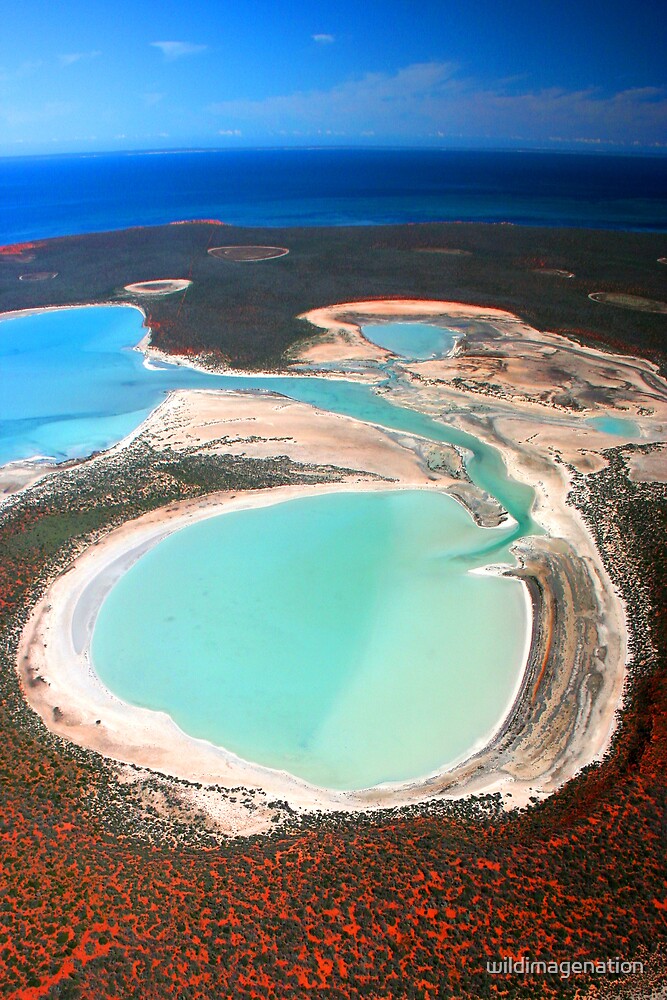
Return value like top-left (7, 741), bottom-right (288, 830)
top-left (0, 240), bottom-right (44, 262)
top-left (0, 460), bottom-right (665, 998)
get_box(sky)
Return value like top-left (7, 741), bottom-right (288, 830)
top-left (0, 0), bottom-right (665, 156)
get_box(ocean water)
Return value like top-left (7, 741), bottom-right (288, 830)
top-left (1, 148), bottom-right (666, 244)
top-left (91, 489), bottom-right (528, 790)
top-left (362, 322), bottom-right (460, 359)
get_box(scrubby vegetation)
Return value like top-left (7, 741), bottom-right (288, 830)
top-left (1, 221), bottom-right (665, 368)
top-left (0, 431), bottom-right (665, 997)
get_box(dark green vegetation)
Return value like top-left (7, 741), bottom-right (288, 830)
top-left (1, 221), bottom-right (665, 368)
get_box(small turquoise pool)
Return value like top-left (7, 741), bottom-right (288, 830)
top-left (361, 321), bottom-right (460, 359)
top-left (587, 415), bottom-right (640, 438)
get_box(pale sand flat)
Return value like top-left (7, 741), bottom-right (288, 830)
top-left (124, 278), bottom-right (192, 295)
top-left (208, 245), bottom-right (289, 261)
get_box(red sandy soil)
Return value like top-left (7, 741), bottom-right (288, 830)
top-left (0, 240), bottom-right (44, 263)
top-left (0, 467), bottom-right (666, 998)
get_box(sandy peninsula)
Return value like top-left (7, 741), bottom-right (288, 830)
top-left (14, 298), bottom-right (667, 834)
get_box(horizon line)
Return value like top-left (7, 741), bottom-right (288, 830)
top-left (2, 142), bottom-right (667, 163)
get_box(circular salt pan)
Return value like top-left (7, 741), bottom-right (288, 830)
top-left (124, 279), bottom-right (192, 295)
top-left (533, 268), bottom-right (574, 278)
top-left (589, 292), bottom-right (667, 314)
top-left (415, 247), bottom-right (472, 256)
top-left (208, 245), bottom-right (289, 261)
top-left (19, 271), bottom-right (58, 281)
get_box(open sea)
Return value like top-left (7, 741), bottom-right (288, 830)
top-left (1, 148), bottom-right (666, 244)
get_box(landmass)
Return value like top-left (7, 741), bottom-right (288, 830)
top-left (18, 297), bottom-right (662, 823)
top-left (1, 223), bottom-right (666, 997)
top-left (1, 220), bottom-right (665, 366)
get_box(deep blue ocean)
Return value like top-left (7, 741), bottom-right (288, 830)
top-left (1, 148), bottom-right (666, 244)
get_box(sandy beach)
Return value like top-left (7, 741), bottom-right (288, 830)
top-left (13, 297), bottom-right (667, 834)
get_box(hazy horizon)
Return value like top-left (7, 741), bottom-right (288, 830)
top-left (2, 141), bottom-right (666, 163)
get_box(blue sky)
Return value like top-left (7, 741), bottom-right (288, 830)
top-left (1, 0), bottom-right (665, 155)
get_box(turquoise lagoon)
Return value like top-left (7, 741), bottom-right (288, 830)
top-left (0, 306), bottom-right (224, 466)
top-left (361, 322), bottom-right (460, 359)
top-left (586, 415), bottom-right (640, 438)
top-left (91, 489), bottom-right (528, 790)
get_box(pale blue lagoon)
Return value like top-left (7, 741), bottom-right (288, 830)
top-left (586, 415), bottom-right (640, 438)
top-left (91, 490), bottom-right (528, 789)
top-left (361, 322), bottom-right (460, 360)
top-left (0, 305), bottom-right (224, 466)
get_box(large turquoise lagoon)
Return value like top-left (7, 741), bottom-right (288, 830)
top-left (91, 489), bottom-right (528, 790)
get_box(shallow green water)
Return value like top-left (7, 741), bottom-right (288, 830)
top-left (92, 490), bottom-right (528, 789)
